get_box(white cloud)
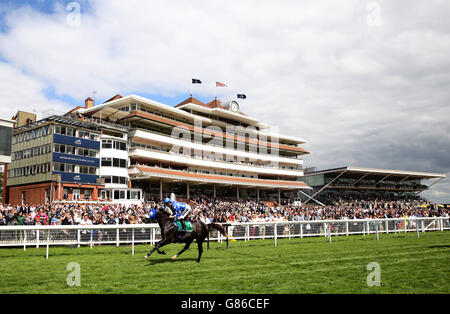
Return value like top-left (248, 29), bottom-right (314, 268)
top-left (0, 0), bottom-right (449, 202)
top-left (0, 61), bottom-right (70, 120)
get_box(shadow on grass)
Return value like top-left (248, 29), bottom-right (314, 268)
top-left (428, 245), bottom-right (450, 249)
top-left (145, 257), bottom-right (198, 266)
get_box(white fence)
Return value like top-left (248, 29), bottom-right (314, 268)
top-left (0, 217), bottom-right (448, 258)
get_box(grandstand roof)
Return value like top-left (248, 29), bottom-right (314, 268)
top-left (300, 166), bottom-right (446, 205)
top-left (305, 166), bottom-right (446, 180)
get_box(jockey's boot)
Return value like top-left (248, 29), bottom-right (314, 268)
top-left (180, 220), bottom-right (186, 232)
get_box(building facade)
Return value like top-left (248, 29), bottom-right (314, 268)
top-left (6, 114), bottom-right (104, 204)
top-left (5, 94), bottom-right (311, 205)
top-left (74, 94), bottom-right (311, 203)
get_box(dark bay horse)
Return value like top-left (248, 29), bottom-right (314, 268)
top-left (143, 207), bottom-right (228, 263)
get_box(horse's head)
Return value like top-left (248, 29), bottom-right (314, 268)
top-left (143, 209), bottom-right (158, 223)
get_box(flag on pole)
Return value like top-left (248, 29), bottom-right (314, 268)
top-left (192, 78), bottom-right (202, 84)
top-left (237, 94), bottom-right (246, 99)
top-left (216, 81), bottom-right (227, 87)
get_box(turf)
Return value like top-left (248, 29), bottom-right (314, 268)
top-left (0, 231), bottom-right (449, 294)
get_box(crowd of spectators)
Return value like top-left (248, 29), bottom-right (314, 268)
top-left (0, 194), bottom-right (448, 226)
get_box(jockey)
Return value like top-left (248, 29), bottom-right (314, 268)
top-left (163, 197), bottom-right (191, 232)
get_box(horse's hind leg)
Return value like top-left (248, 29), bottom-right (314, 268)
top-left (172, 239), bottom-right (193, 260)
top-left (196, 239), bottom-right (204, 263)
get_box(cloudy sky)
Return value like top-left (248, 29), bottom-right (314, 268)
top-left (0, 0), bottom-right (449, 202)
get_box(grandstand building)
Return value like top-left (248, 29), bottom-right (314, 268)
top-left (3, 93), bottom-right (447, 206)
top-left (6, 111), bottom-right (103, 204)
top-left (5, 104), bottom-right (142, 205)
top-left (300, 166), bottom-right (446, 205)
top-left (72, 94), bottom-right (311, 202)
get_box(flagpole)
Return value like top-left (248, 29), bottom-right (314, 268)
top-left (214, 83), bottom-right (217, 99)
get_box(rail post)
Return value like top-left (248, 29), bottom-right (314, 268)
top-left (46, 230), bottom-right (50, 260)
top-left (385, 220), bottom-right (389, 234)
top-left (116, 229), bottom-right (119, 247)
top-left (151, 228), bottom-right (155, 246)
top-left (132, 229), bottom-right (135, 256)
top-left (36, 230), bottom-right (40, 248)
top-left (375, 222), bottom-right (379, 240)
top-left (300, 223), bottom-right (303, 238)
top-left (416, 220), bottom-right (419, 239)
top-left (23, 230), bottom-right (27, 251)
top-left (404, 219), bottom-right (407, 233)
top-left (346, 221), bottom-right (349, 236)
top-left (328, 223), bottom-right (332, 243)
top-left (77, 229), bottom-right (80, 248)
top-left (274, 223), bottom-right (277, 247)
top-left (421, 220), bottom-right (425, 233)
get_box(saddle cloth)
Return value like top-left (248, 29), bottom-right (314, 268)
top-left (175, 221), bottom-right (194, 233)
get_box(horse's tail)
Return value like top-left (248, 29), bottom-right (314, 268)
top-left (207, 223), bottom-right (228, 238)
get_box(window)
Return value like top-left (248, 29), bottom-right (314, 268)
top-left (65, 164), bottom-right (75, 173)
top-left (120, 159), bottom-right (126, 168)
top-left (130, 190), bottom-right (140, 200)
top-left (66, 146), bottom-right (75, 154)
top-left (77, 148), bottom-right (90, 156)
top-left (73, 189), bottom-right (80, 200)
top-left (113, 158), bottom-right (120, 167)
top-left (53, 163), bottom-right (64, 172)
top-left (102, 140), bottom-right (112, 149)
top-left (103, 176), bottom-right (111, 183)
top-left (101, 158), bottom-right (112, 167)
top-left (83, 189), bottom-right (92, 200)
top-left (67, 127), bottom-right (75, 137)
top-left (23, 149), bottom-right (32, 158)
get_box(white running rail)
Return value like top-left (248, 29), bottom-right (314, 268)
top-left (0, 217), bottom-right (448, 258)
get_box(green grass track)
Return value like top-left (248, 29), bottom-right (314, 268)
top-left (0, 231), bottom-right (449, 293)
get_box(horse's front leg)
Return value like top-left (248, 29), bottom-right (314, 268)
top-left (144, 238), bottom-right (170, 260)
